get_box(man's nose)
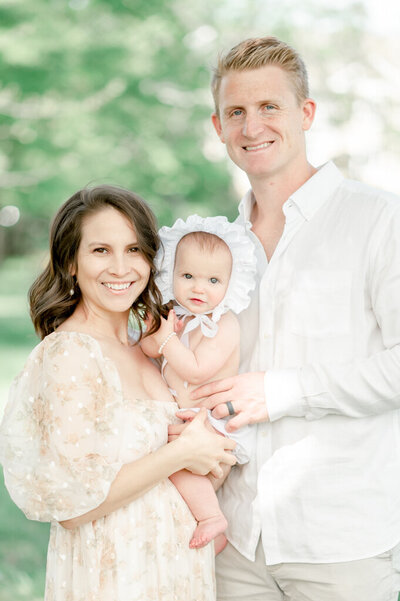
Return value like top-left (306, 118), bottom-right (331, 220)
top-left (242, 112), bottom-right (264, 138)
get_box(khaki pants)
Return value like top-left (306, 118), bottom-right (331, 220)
top-left (216, 539), bottom-right (400, 601)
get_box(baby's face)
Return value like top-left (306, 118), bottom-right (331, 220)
top-left (173, 238), bottom-right (232, 314)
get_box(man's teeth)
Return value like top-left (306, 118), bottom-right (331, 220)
top-left (104, 282), bottom-right (131, 290)
top-left (245, 142), bottom-right (272, 151)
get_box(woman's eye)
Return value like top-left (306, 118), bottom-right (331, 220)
top-left (94, 248), bottom-right (108, 254)
top-left (210, 277), bottom-right (218, 284)
top-left (183, 274), bottom-right (192, 279)
top-left (128, 247), bottom-right (139, 253)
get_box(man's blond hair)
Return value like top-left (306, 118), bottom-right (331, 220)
top-left (211, 36), bottom-right (309, 114)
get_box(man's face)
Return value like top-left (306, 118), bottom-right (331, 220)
top-left (211, 65), bottom-right (315, 183)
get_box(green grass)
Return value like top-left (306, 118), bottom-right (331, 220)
top-left (0, 470), bottom-right (49, 601)
top-left (0, 255), bottom-right (48, 601)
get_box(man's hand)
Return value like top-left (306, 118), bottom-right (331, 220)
top-left (191, 372), bottom-right (269, 432)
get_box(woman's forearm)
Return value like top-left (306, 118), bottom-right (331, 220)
top-left (60, 410), bottom-right (236, 529)
top-left (60, 438), bottom-right (187, 529)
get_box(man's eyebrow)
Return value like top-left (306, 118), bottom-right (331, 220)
top-left (222, 98), bottom-right (282, 116)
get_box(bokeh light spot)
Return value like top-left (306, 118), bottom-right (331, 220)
top-left (0, 206), bottom-right (20, 227)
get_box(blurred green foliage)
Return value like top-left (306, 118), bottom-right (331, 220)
top-left (1, 0), bottom-right (388, 261)
top-left (0, 0), bottom-right (240, 258)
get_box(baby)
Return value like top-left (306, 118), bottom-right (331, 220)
top-left (141, 215), bottom-right (256, 553)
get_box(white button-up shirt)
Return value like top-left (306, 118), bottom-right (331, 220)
top-left (218, 161), bottom-right (400, 564)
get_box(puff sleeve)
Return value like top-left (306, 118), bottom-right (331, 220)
top-left (0, 332), bottom-right (125, 522)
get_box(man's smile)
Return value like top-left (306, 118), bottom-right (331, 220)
top-left (244, 141), bottom-right (273, 151)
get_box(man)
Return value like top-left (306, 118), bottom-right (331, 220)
top-left (194, 37), bottom-right (400, 600)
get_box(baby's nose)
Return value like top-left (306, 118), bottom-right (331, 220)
top-left (191, 280), bottom-right (204, 292)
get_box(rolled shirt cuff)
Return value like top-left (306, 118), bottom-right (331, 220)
top-left (264, 369), bottom-right (305, 422)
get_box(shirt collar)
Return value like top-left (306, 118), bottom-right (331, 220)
top-left (289, 161), bottom-right (344, 220)
top-left (237, 189), bottom-right (255, 226)
top-left (237, 161), bottom-right (344, 224)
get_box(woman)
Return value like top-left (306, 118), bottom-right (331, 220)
top-left (0, 186), bottom-right (236, 601)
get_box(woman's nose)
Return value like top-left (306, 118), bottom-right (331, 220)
top-left (109, 254), bottom-right (130, 276)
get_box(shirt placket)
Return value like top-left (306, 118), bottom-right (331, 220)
top-left (258, 201), bottom-right (305, 369)
top-left (255, 202), bottom-right (306, 553)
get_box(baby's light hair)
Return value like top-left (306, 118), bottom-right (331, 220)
top-left (177, 231), bottom-right (230, 255)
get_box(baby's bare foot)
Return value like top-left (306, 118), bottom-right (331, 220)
top-left (189, 514), bottom-right (228, 550)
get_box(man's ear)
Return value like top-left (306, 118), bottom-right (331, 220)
top-left (211, 113), bottom-right (225, 143)
top-left (302, 98), bottom-right (317, 131)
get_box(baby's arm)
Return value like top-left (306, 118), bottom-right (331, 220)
top-left (140, 310), bottom-right (178, 358)
top-left (161, 311), bottom-right (240, 385)
top-left (140, 331), bottom-right (161, 358)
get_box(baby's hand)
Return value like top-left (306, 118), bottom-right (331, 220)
top-left (174, 316), bottom-right (184, 334)
top-left (141, 309), bottom-right (180, 358)
top-left (153, 309), bottom-right (177, 347)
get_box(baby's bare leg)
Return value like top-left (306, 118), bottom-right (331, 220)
top-left (169, 470), bottom-right (227, 552)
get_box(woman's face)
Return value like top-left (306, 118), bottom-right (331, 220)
top-left (72, 206), bottom-right (150, 318)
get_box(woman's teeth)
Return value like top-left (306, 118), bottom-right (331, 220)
top-left (104, 282), bottom-right (131, 290)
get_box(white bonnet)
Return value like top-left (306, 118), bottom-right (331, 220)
top-left (155, 214), bottom-right (257, 322)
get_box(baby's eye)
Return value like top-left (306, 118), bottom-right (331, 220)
top-left (210, 277), bottom-right (218, 284)
top-left (183, 274), bottom-right (192, 279)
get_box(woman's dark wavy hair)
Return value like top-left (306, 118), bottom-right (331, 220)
top-left (30, 185), bottom-right (165, 340)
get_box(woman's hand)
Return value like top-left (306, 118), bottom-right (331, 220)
top-left (175, 408), bottom-right (237, 478)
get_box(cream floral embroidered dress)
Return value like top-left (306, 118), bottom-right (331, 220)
top-left (0, 332), bottom-right (215, 601)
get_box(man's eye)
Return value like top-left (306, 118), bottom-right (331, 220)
top-left (263, 104), bottom-right (275, 111)
top-left (184, 274), bottom-right (192, 279)
top-left (210, 277), bottom-right (218, 284)
top-left (232, 109), bottom-right (243, 117)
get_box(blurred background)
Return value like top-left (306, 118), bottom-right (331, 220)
top-left (0, 0), bottom-right (399, 598)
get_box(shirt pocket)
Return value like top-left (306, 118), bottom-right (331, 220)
top-left (289, 269), bottom-right (352, 338)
